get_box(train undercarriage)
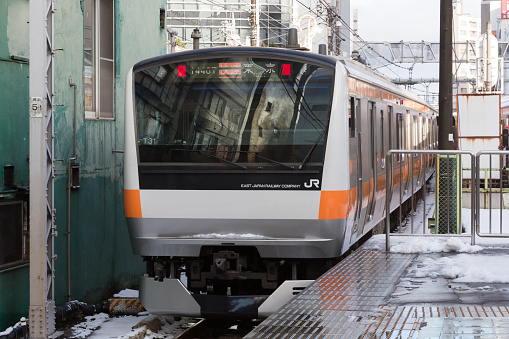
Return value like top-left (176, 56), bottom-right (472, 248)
top-left (144, 246), bottom-right (335, 297)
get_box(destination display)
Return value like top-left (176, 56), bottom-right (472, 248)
top-left (176, 59), bottom-right (293, 79)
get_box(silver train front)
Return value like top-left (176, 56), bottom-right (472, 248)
top-left (123, 48), bottom-right (437, 318)
top-left (124, 60), bottom-right (352, 261)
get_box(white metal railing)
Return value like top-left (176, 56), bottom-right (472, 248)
top-left (474, 150), bottom-right (509, 239)
top-left (384, 150), bottom-right (476, 252)
top-left (385, 149), bottom-right (509, 251)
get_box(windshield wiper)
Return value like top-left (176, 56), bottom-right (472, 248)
top-left (233, 151), bottom-right (295, 170)
top-left (298, 132), bottom-right (325, 170)
top-left (173, 148), bottom-right (295, 170)
top-left (173, 148), bottom-right (247, 170)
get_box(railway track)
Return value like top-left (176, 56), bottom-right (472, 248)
top-left (175, 318), bottom-right (261, 339)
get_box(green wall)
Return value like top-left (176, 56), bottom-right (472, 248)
top-left (0, 0), bottom-right (29, 184)
top-left (0, 0), bottom-right (30, 329)
top-left (0, 0), bottom-right (167, 329)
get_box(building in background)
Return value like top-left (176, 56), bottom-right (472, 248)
top-left (166, 0), bottom-right (333, 53)
top-left (453, 0), bottom-right (482, 100)
top-left (0, 0), bottom-right (167, 330)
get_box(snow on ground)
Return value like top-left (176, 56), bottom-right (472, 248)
top-left (411, 253), bottom-right (509, 283)
top-left (113, 289), bottom-right (139, 298)
top-left (362, 186), bottom-right (509, 284)
top-left (48, 179), bottom-right (509, 337)
top-left (49, 312), bottom-right (197, 339)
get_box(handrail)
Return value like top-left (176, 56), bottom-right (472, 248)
top-left (385, 149), bottom-right (476, 252)
top-left (475, 150), bottom-right (509, 238)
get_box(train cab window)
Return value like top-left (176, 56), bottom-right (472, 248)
top-left (134, 57), bottom-right (334, 165)
top-left (349, 97), bottom-right (355, 138)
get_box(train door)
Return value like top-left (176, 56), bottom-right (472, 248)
top-left (365, 101), bottom-right (377, 224)
top-left (377, 106), bottom-right (387, 219)
top-left (404, 110), bottom-right (412, 195)
top-left (353, 98), bottom-right (363, 235)
top-left (396, 112), bottom-right (404, 203)
top-left (418, 114), bottom-right (424, 185)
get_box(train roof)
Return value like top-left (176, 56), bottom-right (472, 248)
top-left (133, 46), bottom-right (337, 71)
top-left (133, 46), bottom-right (435, 114)
top-left (339, 57), bottom-right (430, 106)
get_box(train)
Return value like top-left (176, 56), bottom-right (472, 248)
top-left (123, 46), bottom-right (438, 318)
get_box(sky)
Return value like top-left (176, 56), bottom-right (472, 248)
top-left (354, 0), bottom-right (487, 41)
top-left (346, 0), bottom-right (500, 102)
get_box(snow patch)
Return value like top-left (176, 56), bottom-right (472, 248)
top-left (71, 313), bottom-right (110, 338)
top-left (113, 288), bottom-right (139, 298)
top-left (179, 233), bottom-right (272, 239)
top-left (389, 237), bottom-right (482, 254)
top-left (408, 254), bottom-right (509, 283)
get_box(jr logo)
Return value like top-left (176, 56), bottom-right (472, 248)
top-left (304, 179), bottom-right (320, 188)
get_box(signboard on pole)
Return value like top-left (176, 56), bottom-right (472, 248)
top-left (502, 0), bottom-right (509, 19)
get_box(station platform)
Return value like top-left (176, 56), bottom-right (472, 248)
top-left (246, 240), bottom-right (509, 338)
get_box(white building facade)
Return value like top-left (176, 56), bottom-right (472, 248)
top-left (453, 0), bottom-right (482, 98)
top-left (166, 0), bottom-right (331, 52)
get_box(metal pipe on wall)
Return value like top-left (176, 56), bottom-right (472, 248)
top-left (67, 76), bottom-right (78, 301)
top-left (69, 76), bottom-right (77, 158)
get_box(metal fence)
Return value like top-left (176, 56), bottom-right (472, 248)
top-left (474, 150), bottom-right (509, 239)
top-left (383, 150), bottom-right (509, 251)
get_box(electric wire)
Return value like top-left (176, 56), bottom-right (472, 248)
top-left (168, 0), bottom-right (294, 46)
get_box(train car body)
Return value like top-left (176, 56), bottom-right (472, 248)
top-left (124, 47), bottom-right (437, 318)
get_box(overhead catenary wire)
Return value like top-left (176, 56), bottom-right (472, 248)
top-left (169, 0), bottom-right (337, 48)
top-left (316, 0), bottom-right (414, 71)
top-left (168, 0), bottom-right (419, 84)
top-left (169, 0), bottom-right (295, 46)
top-left (291, 0), bottom-right (417, 82)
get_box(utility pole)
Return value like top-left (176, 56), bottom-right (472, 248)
top-left (353, 8), bottom-right (358, 51)
top-left (326, 1), bottom-right (334, 55)
top-left (29, 0), bottom-right (56, 336)
top-left (250, 0), bottom-right (260, 46)
top-left (439, 0), bottom-right (454, 150)
top-left (334, 0), bottom-right (340, 56)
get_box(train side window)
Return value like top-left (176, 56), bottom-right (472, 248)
top-left (380, 109), bottom-right (385, 168)
top-left (419, 115), bottom-right (424, 151)
top-left (370, 102), bottom-right (376, 170)
top-left (388, 106), bottom-right (393, 151)
top-left (405, 110), bottom-right (411, 157)
top-left (413, 115), bottom-right (418, 156)
top-left (396, 113), bottom-right (403, 162)
top-left (349, 97), bottom-right (355, 138)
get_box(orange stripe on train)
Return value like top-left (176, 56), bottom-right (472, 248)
top-left (319, 189), bottom-right (356, 220)
top-left (124, 189), bottom-right (142, 218)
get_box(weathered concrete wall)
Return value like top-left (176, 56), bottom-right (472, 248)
top-left (0, 0), bottom-right (167, 329)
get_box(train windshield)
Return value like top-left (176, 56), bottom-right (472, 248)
top-left (134, 57), bottom-right (334, 165)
